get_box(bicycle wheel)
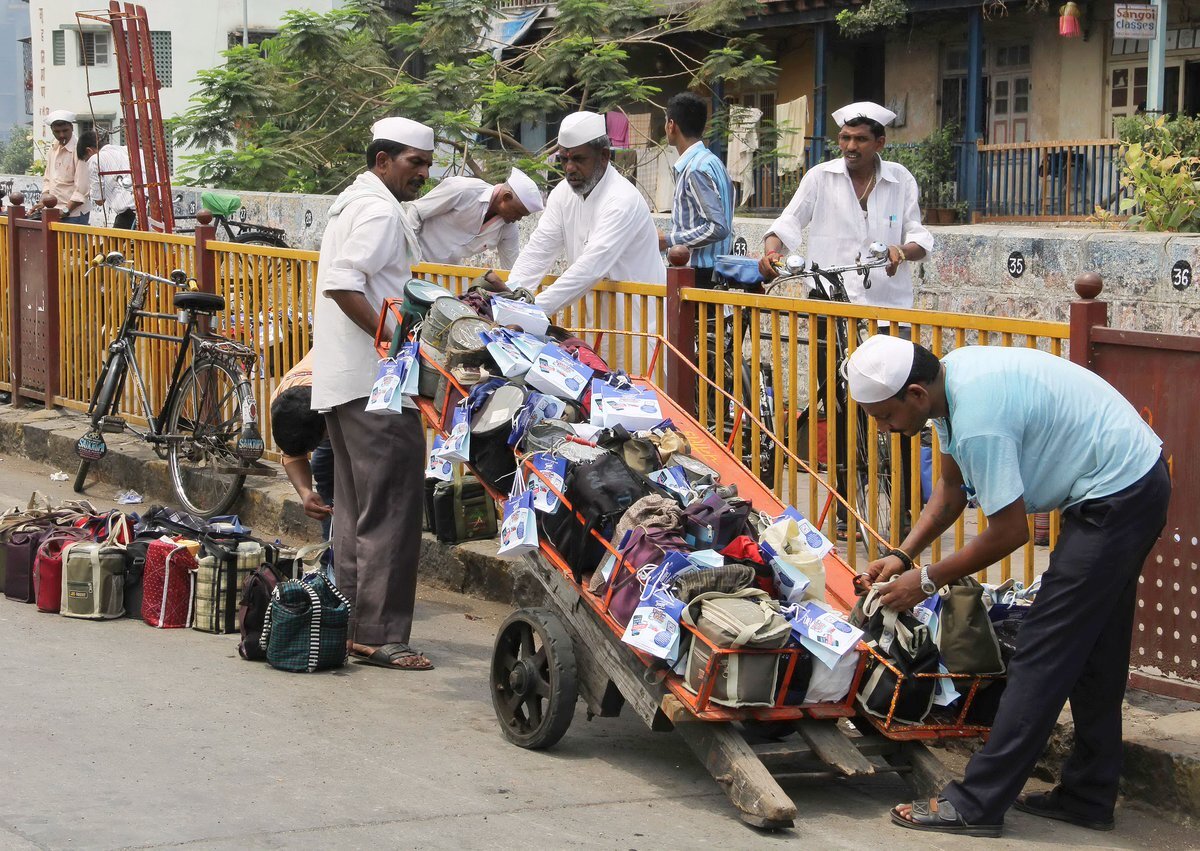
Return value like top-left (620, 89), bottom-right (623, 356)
top-left (74, 357), bottom-right (126, 493)
top-left (855, 426), bottom-right (894, 544)
top-left (166, 357), bottom-right (249, 517)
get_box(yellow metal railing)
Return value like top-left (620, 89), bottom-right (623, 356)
top-left (0, 215), bottom-right (10, 392)
top-left (684, 286), bottom-right (1069, 584)
top-left (43, 225), bottom-right (1066, 583)
top-left (54, 222), bottom-right (196, 420)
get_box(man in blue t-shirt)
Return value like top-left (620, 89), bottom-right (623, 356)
top-left (845, 335), bottom-right (1169, 838)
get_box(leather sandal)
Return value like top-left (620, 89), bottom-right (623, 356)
top-left (352, 642), bottom-right (434, 671)
top-left (890, 797), bottom-right (1002, 838)
top-left (1014, 791), bottom-right (1115, 831)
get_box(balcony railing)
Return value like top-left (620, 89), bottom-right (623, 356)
top-left (974, 139), bottom-right (1128, 222)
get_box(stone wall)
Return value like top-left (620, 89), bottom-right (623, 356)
top-left (5, 172), bottom-right (1198, 334)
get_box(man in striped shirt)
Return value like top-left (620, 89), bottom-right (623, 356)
top-left (659, 92), bottom-right (734, 288)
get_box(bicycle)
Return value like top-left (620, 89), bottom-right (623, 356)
top-left (704, 245), bottom-right (899, 541)
top-left (72, 251), bottom-right (272, 517)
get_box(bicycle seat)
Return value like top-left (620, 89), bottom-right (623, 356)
top-left (174, 291), bottom-right (226, 313)
top-left (200, 191), bottom-right (241, 217)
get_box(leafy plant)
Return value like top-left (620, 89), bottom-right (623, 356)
top-left (881, 125), bottom-right (959, 206)
top-left (1113, 118), bottom-right (1200, 231)
top-left (836, 0), bottom-right (910, 38)
top-left (0, 125), bottom-right (34, 175)
top-left (173, 0), bottom-right (777, 192)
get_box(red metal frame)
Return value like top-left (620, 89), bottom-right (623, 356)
top-left (378, 306), bottom-right (997, 738)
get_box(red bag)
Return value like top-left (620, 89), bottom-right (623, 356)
top-left (34, 531), bottom-right (87, 613)
top-left (72, 510), bottom-right (133, 544)
top-left (142, 538), bottom-right (197, 628)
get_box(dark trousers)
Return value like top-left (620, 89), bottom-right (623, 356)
top-left (325, 399), bottom-right (425, 646)
top-left (310, 436), bottom-right (335, 574)
top-left (942, 456), bottom-right (1171, 825)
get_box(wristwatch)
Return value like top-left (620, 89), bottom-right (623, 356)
top-left (919, 564), bottom-right (937, 597)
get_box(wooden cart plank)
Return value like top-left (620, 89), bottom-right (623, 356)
top-left (895, 741), bottom-right (955, 799)
top-left (671, 718), bottom-right (799, 829)
top-left (521, 555), bottom-right (670, 730)
top-left (794, 719), bottom-right (876, 777)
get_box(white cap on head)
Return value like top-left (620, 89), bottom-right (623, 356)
top-left (558, 111), bottom-right (606, 148)
top-left (371, 116), bottom-right (435, 151)
top-left (832, 101), bottom-right (897, 129)
top-left (506, 167), bottom-right (543, 214)
top-left (45, 109), bottom-right (77, 126)
top-left (843, 334), bottom-right (916, 404)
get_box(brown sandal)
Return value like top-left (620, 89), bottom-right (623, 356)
top-left (353, 642), bottom-right (433, 671)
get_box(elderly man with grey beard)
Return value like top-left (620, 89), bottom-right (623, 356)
top-left (500, 111), bottom-right (664, 369)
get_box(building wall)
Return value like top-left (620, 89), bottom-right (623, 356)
top-left (27, 0), bottom-right (340, 166)
top-left (0, 0), bottom-right (32, 140)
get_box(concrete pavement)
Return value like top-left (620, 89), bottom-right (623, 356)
top-left (0, 455), bottom-right (1196, 850)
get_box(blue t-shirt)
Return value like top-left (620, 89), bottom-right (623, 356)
top-left (932, 347), bottom-right (1161, 515)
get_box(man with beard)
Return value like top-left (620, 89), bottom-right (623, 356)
top-left (502, 111), bottom-right (664, 364)
top-left (310, 116), bottom-right (435, 671)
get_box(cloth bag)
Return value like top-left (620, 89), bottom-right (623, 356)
top-left (937, 576), bottom-right (1006, 675)
top-left (142, 538), bottom-right (198, 629)
top-left (852, 581), bottom-right (940, 724)
top-left (261, 573), bottom-right (352, 672)
top-left (682, 588), bottom-right (792, 707)
top-left (60, 542), bottom-right (127, 619)
top-left (760, 517), bottom-right (825, 603)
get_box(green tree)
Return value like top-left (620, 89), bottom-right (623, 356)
top-left (0, 125), bottom-right (34, 175)
top-left (172, 0), bottom-right (776, 193)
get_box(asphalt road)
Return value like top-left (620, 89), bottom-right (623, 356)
top-left (0, 455), bottom-right (1192, 850)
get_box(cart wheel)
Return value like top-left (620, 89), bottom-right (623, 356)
top-left (490, 607), bottom-right (577, 749)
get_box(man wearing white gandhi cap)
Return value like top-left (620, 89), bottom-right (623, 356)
top-left (761, 99), bottom-right (934, 537)
top-left (34, 109), bottom-right (92, 223)
top-left (504, 110), bottom-right (664, 369)
top-left (311, 116), bottom-right (437, 671)
top-left (844, 334), bottom-right (1168, 838)
top-left (406, 166), bottom-right (542, 268)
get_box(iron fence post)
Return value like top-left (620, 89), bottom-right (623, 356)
top-left (40, 204), bottom-right (60, 410)
top-left (194, 209), bottom-right (217, 294)
top-left (664, 246), bottom-right (695, 413)
top-left (1069, 272), bottom-right (1107, 371)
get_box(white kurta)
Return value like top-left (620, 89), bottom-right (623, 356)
top-left (506, 163), bottom-right (665, 318)
top-left (311, 171), bottom-right (418, 410)
top-left (88, 144), bottom-right (135, 221)
top-left (407, 176), bottom-right (520, 268)
top-left (766, 157), bottom-right (934, 309)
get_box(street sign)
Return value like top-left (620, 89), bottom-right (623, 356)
top-left (1115, 3), bottom-right (1158, 40)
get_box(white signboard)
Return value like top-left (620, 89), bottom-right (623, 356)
top-left (1115, 4), bottom-right (1159, 40)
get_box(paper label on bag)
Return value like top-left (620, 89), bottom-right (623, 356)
top-left (599, 529), bottom-right (632, 583)
top-left (790, 601), bottom-right (863, 660)
top-left (510, 330), bottom-right (546, 362)
top-left (435, 407), bottom-right (471, 462)
top-left (525, 343), bottom-right (594, 401)
top-left (622, 604), bottom-right (680, 660)
top-left (775, 506), bottom-right (834, 558)
top-left (425, 436), bottom-right (453, 481)
top-left (492, 297), bottom-right (550, 336)
top-left (527, 392), bottom-right (566, 422)
top-left (648, 466), bottom-right (697, 505)
top-left (527, 452), bottom-right (567, 513)
top-left (484, 331), bottom-right (532, 378)
top-left (687, 549), bottom-right (724, 569)
top-left (365, 359), bottom-right (403, 415)
top-left (498, 491), bottom-right (538, 557)
top-left (396, 341), bottom-right (420, 409)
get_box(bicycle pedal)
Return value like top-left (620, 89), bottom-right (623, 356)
top-left (99, 415), bottom-right (126, 433)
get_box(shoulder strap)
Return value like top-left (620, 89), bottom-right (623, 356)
top-left (301, 581), bottom-right (323, 672)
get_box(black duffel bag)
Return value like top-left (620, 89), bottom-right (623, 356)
top-left (851, 581), bottom-right (940, 725)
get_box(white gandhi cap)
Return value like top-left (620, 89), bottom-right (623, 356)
top-left (371, 116), bottom-right (435, 150)
top-left (832, 101), bottom-right (897, 128)
top-left (45, 109), bottom-right (77, 125)
top-left (843, 334), bottom-right (916, 404)
top-left (557, 111), bottom-right (606, 148)
top-left (506, 167), bottom-right (543, 214)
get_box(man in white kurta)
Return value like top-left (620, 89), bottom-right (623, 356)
top-left (311, 116), bottom-right (435, 671)
top-left (505, 112), bottom-right (664, 370)
top-left (759, 101), bottom-right (933, 309)
top-left (407, 168), bottom-right (542, 268)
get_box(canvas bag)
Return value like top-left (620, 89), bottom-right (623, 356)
top-left (5, 523), bottom-right (56, 603)
top-left (60, 542), bottom-right (127, 619)
top-left (238, 563), bottom-right (286, 661)
top-left (760, 518), bottom-right (826, 604)
top-left (852, 582), bottom-right (940, 724)
top-left (603, 525), bottom-right (690, 626)
top-left (193, 540), bottom-right (266, 634)
top-left (142, 538), bottom-right (198, 629)
top-left (936, 576), bottom-right (1006, 675)
top-left (33, 529), bottom-right (89, 613)
top-left (681, 492), bottom-right (752, 551)
top-left (682, 588), bottom-right (792, 707)
top-left (261, 572), bottom-right (352, 673)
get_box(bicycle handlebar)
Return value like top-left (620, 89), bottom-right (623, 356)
top-left (87, 251), bottom-right (196, 290)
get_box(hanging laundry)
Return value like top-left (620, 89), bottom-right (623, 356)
top-left (726, 106), bottom-right (762, 207)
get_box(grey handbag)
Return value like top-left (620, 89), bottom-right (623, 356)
top-left (682, 588), bottom-right (791, 707)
